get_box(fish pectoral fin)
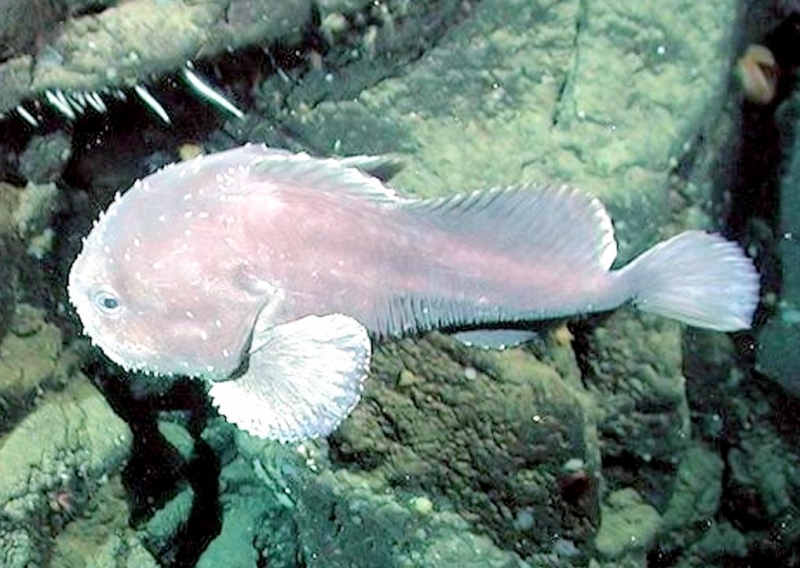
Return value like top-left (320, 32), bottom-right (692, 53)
top-left (208, 314), bottom-right (371, 442)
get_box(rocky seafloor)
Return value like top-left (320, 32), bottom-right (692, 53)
top-left (0, 0), bottom-right (799, 567)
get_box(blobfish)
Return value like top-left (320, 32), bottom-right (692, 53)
top-left (68, 144), bottom-right (760, 442)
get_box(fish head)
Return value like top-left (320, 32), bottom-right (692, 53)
top-left (68, 231), bottom-right (169, 374)
top-left (68, 160), bottom-right (272, 380)
top-left (68, 227), bottom-right (259, 380)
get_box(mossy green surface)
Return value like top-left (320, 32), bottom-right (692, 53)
top-left (594, 488), bottom-right (662, 560)
top-left (275, 0), bottom-right (737, 259)
top-left (334, 333), bottom-right (600, 557)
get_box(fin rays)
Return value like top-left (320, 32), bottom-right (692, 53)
top-left (406, 184), bottom-right (618, 271)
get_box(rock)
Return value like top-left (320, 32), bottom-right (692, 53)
top-left (576, 311), bottom-right (689, 507)
top-left (0, 374), bottom-right (132, 562)
top-left (594, 488), bottom-right (662, 560)
top-left (12, 181), bottom-right (58, 240)
top-left (192, 430), bottom-right (531, 568)
top-left (0, 182), bottom-right (22, 337)
top-left (141, 486), bottom-right (196, 562)
top-left (0, 0), bottom-right (315, 115)
top-left (51, 477), bottom-right (157, 568)
top-left (659, 444), bottom-right (724, 555)
top-left (757, 92), bottom-right (800, 396)
top-left (19, 131), bottom-right (73, 184)
top-left (727, 423), bottom-right (800, 521)
top-left (273, 0), bottom-right (738, 260)
top-left (0, 522), bottom-right (41, 568)
top-left (82, 533), bottom-right (159, 568)
top-left (690, 521), bottom-right (748, 563)
top-left (0, 304), bottom-right (63, 411)
top-left (196, 437), bottom-right (302, 568)
top-left (333, 333), bottom-right (600, 556)
top-left (0, 0), bottom-right (750, 565)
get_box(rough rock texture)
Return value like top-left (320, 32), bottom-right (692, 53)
top-left (4, 0), bottom-right (791, 566)
top-left (0, 182), bottom-right (22, 338)
top-left (576, 312), bottom-right (690, 505)
top-left (0, 0), bottom-right (315, 115)
top-left (333, 334), bottom-right (600, 557)
top-left (0, 375), bottom-right (132, 565)
top-left (757, 90), bottom-right (800, 396)
top-left (594, 487), bottom-right (662, 561)
top-left (0, 155), bottom-right (137, 567)
top-left (50, 477), bottom-right (159, 568)
top-left (265, 0), bottom-right (737, 259)
top-left (196, 431), bottom-right (529, 568)
top-left (0, 304), bottom-right (62, 412)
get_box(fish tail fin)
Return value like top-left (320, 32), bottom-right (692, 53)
top-left (619, 231), bottom-right (760, 331)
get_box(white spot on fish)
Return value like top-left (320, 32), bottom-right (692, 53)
top-left (123, 252), bottom-right (131, 261)
top-left (215, 319), bottom-right (222, 328)
top-left (158, 214), bottom-right (166, 223)
top-left (200, 330), bottom-right (208, 340)
top-left (184, 229), bottom-right (192, 237)
top-left (183, 193), bottom-right (193, 201)
top-left (206, 364), bottom-right (215, 372)
top-left (184, 211), bottom-right (193, 219)
top-left (186, 311), bottom-right (195, 319)
top-left (198, 212), bottom-right (209, 219)
top-left (222, 348), bottom-right (230, 357)
top-left (152, 261), bottom-right (162, 269)
top-left (134, 237), bottom-right (142, 247)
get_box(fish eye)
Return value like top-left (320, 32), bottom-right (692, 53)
top-left (92, 289), bottom-right (122, 314)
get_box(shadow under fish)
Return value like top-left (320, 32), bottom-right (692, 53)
top-left (67, 145), bottom-right (761, 442)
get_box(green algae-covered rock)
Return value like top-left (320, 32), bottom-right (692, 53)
top-left (757, 92), bottom-right (800, 396)
top-left (594, 488), bottom-right (662, 560)
top-left (662, 445), bottom-right (724, 532)
top-left (270, 0), bottom-right (737, 260)
top-left (576, 311), bottom-right (690, 507)
top-left (334, 333), bottom-right (600, 556)
top-left (198, 432), bottom-right (528, 568)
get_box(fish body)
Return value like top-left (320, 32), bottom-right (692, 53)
top-left (68, 144), bottom-right (760, 441)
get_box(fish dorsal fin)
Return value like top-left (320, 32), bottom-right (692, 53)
top-left (406, 183), bottom-right (618, 270)
top-left (249, 146), bottom-right (402, 203)
top-left (368, 184), bottom-right (620, 338)
top-left (338, 153), bottom-right (405, 182)
top-left (208, 313), bottom-right (371, 442)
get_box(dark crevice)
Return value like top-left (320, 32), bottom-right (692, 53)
top-left (717, 13), bottom-right (800, 302)
top-left (551, 0), bottom-right (586, 127)
top-left (90, 365), bottom-right (222, 566)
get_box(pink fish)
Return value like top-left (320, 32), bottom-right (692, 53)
top-left (68, 145), bottom-right (760, 441)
